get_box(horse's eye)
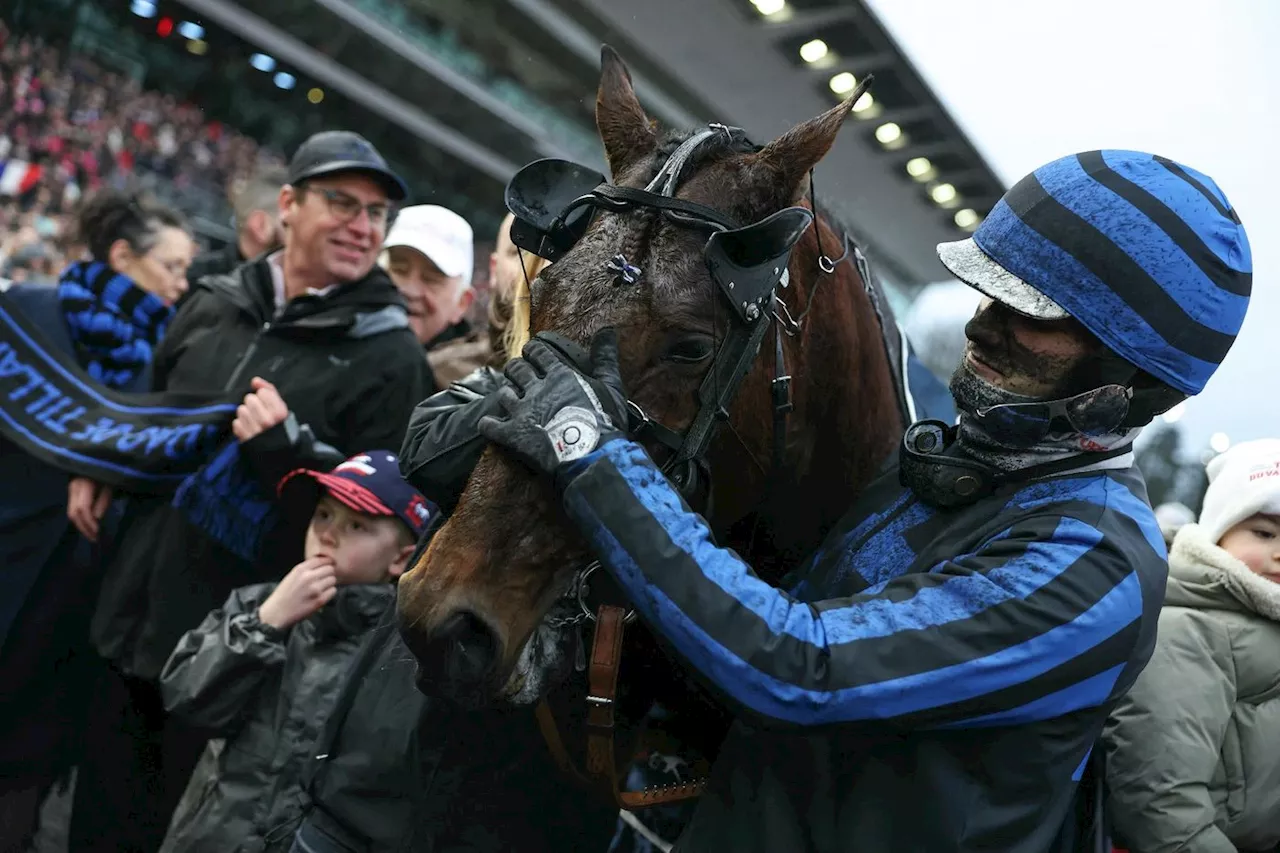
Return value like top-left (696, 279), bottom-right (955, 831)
top-left (662, 336), bottom-right (715, 364)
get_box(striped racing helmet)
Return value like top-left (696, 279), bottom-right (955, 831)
top-left (937, 150), bottom-right (1251, 396)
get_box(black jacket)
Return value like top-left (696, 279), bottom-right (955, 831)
top-left (187, 241), bottom-right (244, 286)
top-left (399, 366), bottom-right (502, 515)
top-left (91, 259), bottom-right (433, 680)
top-left (159, 582), bottom-right (394, 853)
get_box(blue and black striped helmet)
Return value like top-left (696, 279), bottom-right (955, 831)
top-left (937, 150), bottom-right (1251, 396)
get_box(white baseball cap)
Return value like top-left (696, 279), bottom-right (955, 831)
top-left (384, 205), bottom-right (474, 287)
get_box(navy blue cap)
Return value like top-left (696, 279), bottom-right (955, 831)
top-left (278, 451), bottom-right (436, 538)
top-left (287, 130), bottom-right (408, 201)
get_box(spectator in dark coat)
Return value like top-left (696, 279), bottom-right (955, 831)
top-left (68, 131), bottom-right (432, 853)
top-left (186, 167), bottom-right (286, 286)
top-left (159, 452), bottom-right (432, 853)
top-left (0, 189), bottom-right (192, 851)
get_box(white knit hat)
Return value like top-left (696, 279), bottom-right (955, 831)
top-left (1198, 438), bottom-right (1280, 545)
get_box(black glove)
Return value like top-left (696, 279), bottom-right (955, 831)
top-left (478, 328), bottom-right (629, 480)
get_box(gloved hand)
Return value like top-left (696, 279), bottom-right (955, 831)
top-left (478, 328), bottom-right (629, 480)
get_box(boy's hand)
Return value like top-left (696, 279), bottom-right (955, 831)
top-left (258, 557), bottom-right (337, 630)
top-left (232, 377), bottom-right (290, 443)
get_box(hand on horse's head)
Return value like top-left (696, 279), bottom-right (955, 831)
top-left (478, 327), bottom-right (629, 482)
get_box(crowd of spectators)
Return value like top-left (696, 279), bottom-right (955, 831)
top-left (0, 19), bottom-right (284, 283)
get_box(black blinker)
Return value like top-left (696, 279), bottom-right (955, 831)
top-left (504, 158), bottom-right (608, 262)
top-left (704, 207), bottom-right (814, 323)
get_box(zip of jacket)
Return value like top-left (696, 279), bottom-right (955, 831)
top-left (223, 322), bottom-right (272, 393)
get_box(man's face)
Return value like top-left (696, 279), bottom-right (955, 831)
top-left (280, 174), bottom-right (389, 284)
top-left (956, 297), bottom-right (1101, 398)
top-left (489, 213), bottom-right (522, 306)
top-left (386, 246), bottom-right (472, 345)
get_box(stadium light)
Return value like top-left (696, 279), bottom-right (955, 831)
top-left (307, 87), bottom-right (325, 104)
top-left (274, 72), bottom-right (297, 90)
top-left (930, 183), bottom-right (958, 205)
top-left (799, 39), bottom-right (828, 64)
top-left (1210, 432), bottom-right (1231, 453)
top-left (250, 53), bottom-right (276, 73)
top-left (906, 157), bottom-right (932, 179)
top-left (954, 208), bottom-right (980, 230)
top-left (178, 21), bottom-right (204, 40)
top-left (751, 0), bottom-right (787, 16)
top-left (874, 122), bottom-right (901, 145)
top-left (131, 0), bottom-right (157, 18)
top-left (829, 72), bottom-right (857, 95)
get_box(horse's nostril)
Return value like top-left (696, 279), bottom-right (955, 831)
top-left (437, 611), bottom-right (497, 686)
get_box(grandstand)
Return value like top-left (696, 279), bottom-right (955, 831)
top-left (0, 0), bottom-right (1000, 302)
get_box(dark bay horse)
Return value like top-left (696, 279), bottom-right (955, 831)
top-left (397, 46), bottom-right (906, 797)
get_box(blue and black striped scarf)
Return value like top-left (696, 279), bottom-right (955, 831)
top-left (57, 260), bottom-right (174, 389)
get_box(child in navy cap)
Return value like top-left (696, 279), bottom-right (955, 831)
top-left (156, 452), bottom-right (435, 853)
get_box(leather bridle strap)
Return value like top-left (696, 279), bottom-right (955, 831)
top-left (535, 605), bottom-right (708, 809)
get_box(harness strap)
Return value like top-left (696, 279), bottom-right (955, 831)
top-left (591, 185), bottom-right (740, 231)
top-left (535, 605), bottom-right (708, 810)
top-left (770, 298), bottom-right (793, 474)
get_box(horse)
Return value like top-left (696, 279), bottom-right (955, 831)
top-left (397, 45), bottom-right (908, 808)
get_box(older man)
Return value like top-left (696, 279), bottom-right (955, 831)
top-left (381, 204), bottom-right (484, 387)
top-left (70, 131), bottom-right (432, 853)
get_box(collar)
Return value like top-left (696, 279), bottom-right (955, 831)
top-left (268, 251), bottom-right (338, 316)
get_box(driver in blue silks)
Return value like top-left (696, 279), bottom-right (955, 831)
top-left (476, 151), bottom-right (1253, 852)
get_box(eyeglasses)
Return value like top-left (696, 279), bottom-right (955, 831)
top-left (307, 187), bottom-right (391, 227)
top-left (974, 384), bottom-right (1133, 448)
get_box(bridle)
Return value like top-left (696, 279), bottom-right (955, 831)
top-left (505, 111), bottom-right (917, 810)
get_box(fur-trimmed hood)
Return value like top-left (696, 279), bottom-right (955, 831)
top-left (1166, 523), bottom-right (1280, 623)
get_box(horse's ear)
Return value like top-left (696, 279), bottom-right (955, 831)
top-left (596, 45), bottom-right (657, 179)
top-left (750, 79), bottom-right (871, 205)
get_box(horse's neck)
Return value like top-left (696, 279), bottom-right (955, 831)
top-left (750, 261), bottom-right (904, 575)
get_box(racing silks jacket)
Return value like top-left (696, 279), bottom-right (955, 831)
top-left (557, 438), bottom-right (1168, 853)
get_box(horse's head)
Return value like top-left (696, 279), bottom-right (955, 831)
top-left (399, 47), bottom-right (875, 706)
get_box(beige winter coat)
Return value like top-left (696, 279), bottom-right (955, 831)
top-left (1104, 523), bottom-right (1280, 853)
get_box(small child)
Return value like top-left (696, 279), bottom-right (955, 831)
top-left (158, 451), bottom-right (435, 853)
top-left (1105, 438), bottom-right (1280, 853)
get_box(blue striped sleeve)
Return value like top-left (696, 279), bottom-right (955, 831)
top-left (560, 439), bottom-right (1146, 730)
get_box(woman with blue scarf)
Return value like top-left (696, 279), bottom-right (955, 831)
top-left (0, 189), bottom-right (194, 847)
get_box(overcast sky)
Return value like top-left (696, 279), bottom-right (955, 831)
top-left (866, 0), bottom-right (1279, 454)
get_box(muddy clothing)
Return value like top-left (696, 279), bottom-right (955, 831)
top-left (92, 258), bottom-right (431, 680)
top-left (159, 582), bottom-right (393, 853)
top-left (1105, 524), bottom-right (1280, 853)
top-left (557, 441), bottom-right (1167, 853)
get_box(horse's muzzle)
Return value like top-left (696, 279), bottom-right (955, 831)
top-left (401, 610), bottom-right (499, 702)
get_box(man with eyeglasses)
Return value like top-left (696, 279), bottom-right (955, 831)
top-left (474, 150), bottom-right (1252, 852)
top-left (71, 131), bottom-right (433, 853)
